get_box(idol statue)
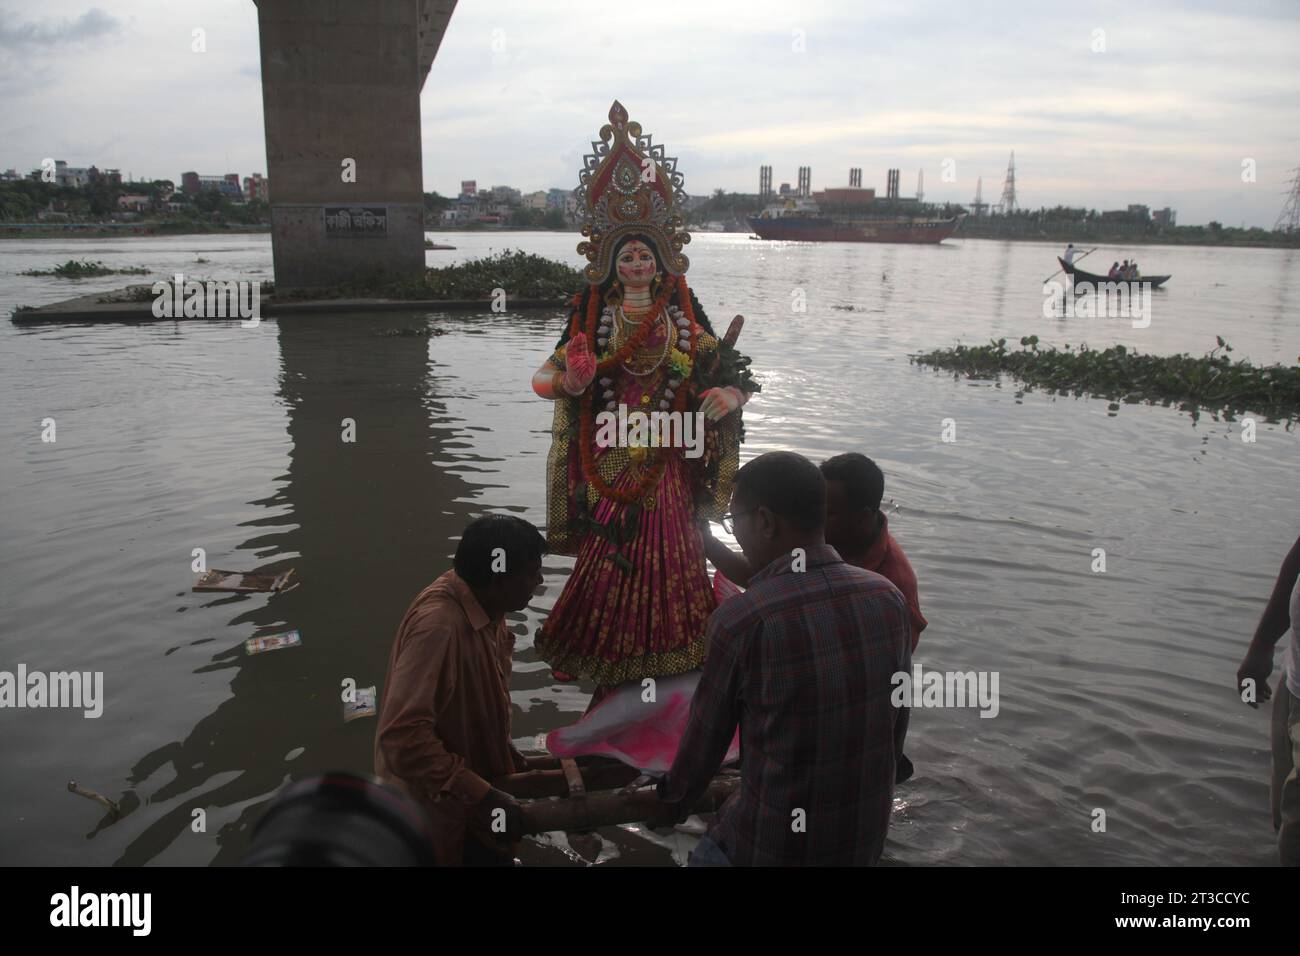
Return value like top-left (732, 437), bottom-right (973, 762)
top-left (530, 100), bottom-right (758, 692)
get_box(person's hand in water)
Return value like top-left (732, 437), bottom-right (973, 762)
top-left (1236, 644), bottom-right (1274, 709)
top-left (563, 333), bottom-right (597, 395)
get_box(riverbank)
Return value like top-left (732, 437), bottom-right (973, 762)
top-left (0, 223), bottom-right (273, 239)
top-left (10, 249), bottom-right (582, 322)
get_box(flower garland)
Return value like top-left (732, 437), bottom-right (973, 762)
top-left (566, 280), bottom-right (675, 375)
top-left (577, 274), bottom-right (700, 505)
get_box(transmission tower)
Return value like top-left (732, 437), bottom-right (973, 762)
top-left (1276, 166), bottom-right (1300, 234)
top-left (970, 176), bottom-right (988, 216)
top-left (993, 150), bottom-right (1017, 214)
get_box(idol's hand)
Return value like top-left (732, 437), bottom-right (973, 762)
top-left (698, 386), bottom-right (746, 422)
top-left (563, 333), bottom-right (597, 395)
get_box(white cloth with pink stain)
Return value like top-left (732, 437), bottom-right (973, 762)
top-left (545, 572), bottom-right (744, 774)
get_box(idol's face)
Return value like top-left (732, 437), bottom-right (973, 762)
top-left (616, 240), bottom-right (657, 288)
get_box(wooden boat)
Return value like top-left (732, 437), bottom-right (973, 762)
top-left (1058, 257), bottom-right (1170, 289)
top-left (494, 755), bottom-right (739, 835)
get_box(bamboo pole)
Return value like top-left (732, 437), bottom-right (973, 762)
top-left (494, 759), bottom-right (642, 800)
top-left (518, 775), bottom-right (740, 835)
top-left (1042, 247), bottom-right (1096, 284)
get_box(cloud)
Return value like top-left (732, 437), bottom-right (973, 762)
top-left (0, 6), bottom-right (124, 50)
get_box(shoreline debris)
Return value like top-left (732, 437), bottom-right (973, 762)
top-left (67, 781), bottom-right (121, 821)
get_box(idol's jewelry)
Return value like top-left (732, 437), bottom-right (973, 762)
top-left (615, 308), bottom-right (673, 377)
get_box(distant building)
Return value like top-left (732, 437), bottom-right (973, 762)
top-left (243, 173), bottom-right (270, 202)
top-left (778, 182), bottom-right (792, 196)
top-left (0, 169), bottom-right (21, 181)
top-left (523, 190), bottom-right (548, 210)
top-left (1152, 207), bottom-right (1176, 227)
top-left (54, 161), bottom-right (92, 188)
top-left (117, 194), bottom-right (152, 212)
top-left (490, 185), bottom-right (521, 204)
top-left (546, 187), bottom-right (570, 209)
top-left (181, 171), bottom-right (244, 199)
top-left (1126, 204), bottom-right (1150, 221)
top-left (460, 180), bottom-right (477, 198)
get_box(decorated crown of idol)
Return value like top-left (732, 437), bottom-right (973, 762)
top-left (575, 100), bottom-right (691, 283)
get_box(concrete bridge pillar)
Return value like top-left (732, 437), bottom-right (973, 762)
top-left (252, 0), bottom-right (456, 292)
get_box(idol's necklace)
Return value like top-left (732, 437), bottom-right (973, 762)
top-left (615, 306), bottom-right (672, 376)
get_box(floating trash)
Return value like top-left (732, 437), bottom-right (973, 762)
top-left (343, 686), bottom-right (377, 723)
top-left (244, 629), bottom-right (302, 655)
top-left (67, 781), bottom-right (120, 822)
top-left (194, 567), bottom-right (298, 594)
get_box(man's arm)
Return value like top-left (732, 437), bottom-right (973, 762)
top-left (377, 609), bottom-right (491, 804)
top-left (699, 521), bottom-right (753, 587)
top-left (1237, 533), bottom-right (1300, 708)
top-left (653, 615), bottom-right (745, 822)
top-left (892, 592), bottom-right (913, 781)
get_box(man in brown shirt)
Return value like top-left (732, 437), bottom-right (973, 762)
top-left (374, 515), bottom-right (547, 866)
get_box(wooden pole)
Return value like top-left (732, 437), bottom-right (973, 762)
top-left (1042, 247), bottom-right (1096, 284)
top-left (494, 759), bottom-right (642, 800)
top-left (517, 775), bottom-right (740, 835)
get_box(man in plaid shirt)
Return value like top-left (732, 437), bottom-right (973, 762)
top-left (653, 451), bottom-right (912, 865)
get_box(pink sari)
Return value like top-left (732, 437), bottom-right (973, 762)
top-left (535, 452), bottom-right (716, 687)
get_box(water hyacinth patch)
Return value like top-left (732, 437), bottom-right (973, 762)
top-left (911, 336), bottom-right (1300, 423)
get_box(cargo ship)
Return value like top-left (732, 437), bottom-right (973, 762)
top-left (748, 188), bottom-right (963, 245)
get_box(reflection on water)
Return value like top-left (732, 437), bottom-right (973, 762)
top-left (1, 234), bottom-right (1298, 867)
top-left (113, 315), bottom-right (486, 864)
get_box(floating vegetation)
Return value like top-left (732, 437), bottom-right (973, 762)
top-left (97, 278), bottom-right (276, 304)
top-left (274, 249), bottom-right (583, 302)
top-left (20, 259), bottom-right (151, 278)
top-left (375, 326), bottom-right (447, 337)
top-left (911, 336), bottom-right (1300, 423)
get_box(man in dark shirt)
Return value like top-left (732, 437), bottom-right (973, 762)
top-left (652, 451), bottom-right (912, 865)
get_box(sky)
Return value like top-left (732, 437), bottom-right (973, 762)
top-left (2, 0), bottom-right (1299, 228)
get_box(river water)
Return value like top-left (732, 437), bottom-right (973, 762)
top-left (1, 232), bottom-right (1297, 866)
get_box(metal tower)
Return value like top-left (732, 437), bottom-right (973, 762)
top-left (993, 150), bottom-right (1017, 215)
top-left (1276, 166), bottom-right (1300, 234)
top-left (970, 176), bottom-right (988, 216)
